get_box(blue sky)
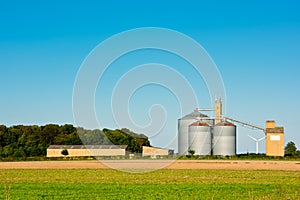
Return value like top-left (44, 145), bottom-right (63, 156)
top-left (0, 1), bottom-right (299, 153)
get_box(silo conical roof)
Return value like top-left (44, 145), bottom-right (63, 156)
top-left (180, 110), bottom-right (208, 120)
top-left (189, 121), bottom-right (209, 126)
top-left (215, 121), bottom-right (235, 126)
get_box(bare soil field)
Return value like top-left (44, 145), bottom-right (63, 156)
top-left (0, 160), bottom-right (299, 170)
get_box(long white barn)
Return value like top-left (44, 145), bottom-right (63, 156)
top-left (47, 145), bottom-right (127, 157)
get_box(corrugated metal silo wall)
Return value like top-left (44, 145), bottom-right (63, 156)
top-left (212, 125), bottom-right (236, 156)
top-left (188, 125), bottom-right (212, 156)
top-left (178, 118), bottom-right (195, 155)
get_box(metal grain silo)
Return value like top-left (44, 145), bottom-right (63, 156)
top-left (212, 121), bottom-right (236, 156)
top-left (178, 109), bottom-right (209, 155)
top-left (188, 121), bottom-right (212, 156)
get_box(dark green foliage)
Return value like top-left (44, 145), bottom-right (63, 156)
top-left (103, 129), bottom-right (150, 153)
top-left (285, 141), bottom-right (299, 157)
top-left (61, 149), bottom-right (69, 156)
top-left (0, 124), bottom-right (151, 158)
top-left (0, 125), bottom-right (8, 146)
top-left (77, 128), bottom-right (111, 145)
top-left (0, 124), bottom-right (79, 158)
top-left (188, 149), bottom-right (195, 156)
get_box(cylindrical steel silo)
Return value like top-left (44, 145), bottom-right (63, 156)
top-left (178, 110), bottom-right (209, 155)
top-left (188, 121), bottom-right (211, 156)
top-left (212, 121), bottom-right (236, 156)
top-left (178, 118), bottom-right (195, 155)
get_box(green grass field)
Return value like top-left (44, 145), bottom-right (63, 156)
top-left (1, 169), bottom-right (300, 199)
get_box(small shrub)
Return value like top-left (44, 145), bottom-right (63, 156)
top-left (61, 149), bottom-right (69, 157)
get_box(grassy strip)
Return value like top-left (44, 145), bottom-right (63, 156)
top-left (1, 169), bottom-right (299, 199)
top-left (1, 183), bottom-right (300, 200)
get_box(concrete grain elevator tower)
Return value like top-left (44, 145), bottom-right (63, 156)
top-left (265, 120), bottom-right (284, 156)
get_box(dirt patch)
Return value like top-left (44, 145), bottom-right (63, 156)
top-left (0, 160), bottom-right (299, 171)
top-left (168, 160), bottom-right (300, 170)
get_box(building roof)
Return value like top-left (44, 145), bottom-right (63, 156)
top-left (266, 127), bottom-right (284, 133)
top-left (48, 145), bottom-right (127, 149)
top-left (142, 146), bottom-right (172, 151)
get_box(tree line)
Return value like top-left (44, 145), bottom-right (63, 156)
top-left (0, 124), bottom-right (150, 158)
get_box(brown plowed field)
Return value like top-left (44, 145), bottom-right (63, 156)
top-left (0, 160), bottom-right (299, 170)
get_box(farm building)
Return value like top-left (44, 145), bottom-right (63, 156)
top-left (46, 145), bottom-right (127, 157)
top-left (142, 146), bottom-right (174, 158)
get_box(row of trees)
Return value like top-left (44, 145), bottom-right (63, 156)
top-left (78, 127), bottom-right (150, 153)
top-left (0, 124), bottom-right (151, 158)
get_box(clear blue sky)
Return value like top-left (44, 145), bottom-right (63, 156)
top-left (0, 1), bottom-right (299, 153)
